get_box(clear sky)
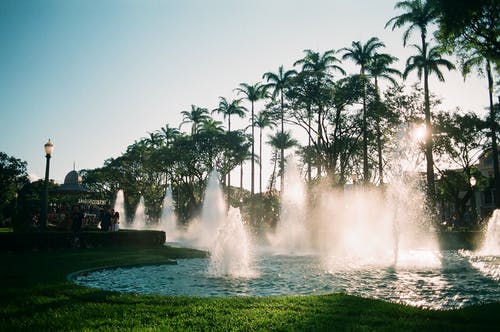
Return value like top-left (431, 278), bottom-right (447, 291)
top-left (0, 0), bottom-right (489, 187)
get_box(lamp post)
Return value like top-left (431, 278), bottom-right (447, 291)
top-left (469, 176), bottom-right (477, 225)
top-left (40, 139), bottom-right (54, 229)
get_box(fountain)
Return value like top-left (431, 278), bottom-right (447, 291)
top-left (160, 186), bottom-right (179, 241)
top-left (132, 196), bottom-right (147, 230)
top-left (268, 156), bottom-right (310, 254)
top-left (113, 189), bottom-right (127, 227)
top-left (73, 127), bottom-right (499, 309)
top-left (480, 209), bottom-right (500, 255)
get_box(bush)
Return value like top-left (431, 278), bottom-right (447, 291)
top-left (0, 229), bottom-right (166, 251)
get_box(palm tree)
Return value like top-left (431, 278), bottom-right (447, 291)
top-left (235, 83), bottom-right (267, 198)
top-left (404, 43), bottom-right (455, 197)
top-left (212, 97), bottom-right (247, 204)
top-left (198, 118), bottom-right (224, 134)
top-left (254, 111), bottom-right (276, 194)
top-left (366, 52), bottom-right (402, 185)
top-left (342, 37), bottom-right (386, 184)
top-left (268, 131), bottom-right (299, 193)
top-left (263, 66), bottom-right (297, 185)
top-left (180, 105), bottom-right (210, 135)
top-left (386, 0), bottom-right (438, 197)
top-left (144, 131), bottom-right (164, 148)
top-left (212, 97), bottom-right (247, 133)
top-left (293, 49), bottom-right (345, 176)
top-left (159, 124), bottom-right (180, 147)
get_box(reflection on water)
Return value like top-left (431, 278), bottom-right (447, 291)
top-left (73, 250), bottom-right (499, 310)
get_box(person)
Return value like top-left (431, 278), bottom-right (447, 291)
top-left (71, 205), bottom-right (84, 246)
top-left (100, 206), bottom-right (112, 232)
top-left (111, 211), bottom-right (120, 232)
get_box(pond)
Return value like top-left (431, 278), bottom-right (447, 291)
top-left (72, 249), bottom-right (499, 310)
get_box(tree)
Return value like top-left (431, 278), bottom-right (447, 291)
top-left (433, 111), bottom-right (489, 225)
top-left (254, 111), bottom-right (276, 194)
top-left (212, 97), bottom-right (247, 133)
top-left (263, 66), bottom-right (297, 189)
top-left (236, 83), bottom-right (267, 198)
top-left (267, 131), bottom-right (299, 193)
top-left (366, 52), bottom-right (402, 184)
top-left (198, 118), bottom-right (225, 135)
top-left (403, 43), bottom-right (455, 198)
top-left (293, 49), bottom-right (345, 176)
top-left (386, 0), bottom-right (439, 198)
top-left (0, 152), bottom-right (29, 225)
top-left (159, 124), bottom-right (181, 147)
top-left (212, 96), bottom-right (247, 204)
top-left (460, 54), bottom-right (500, 208)
top-left (180, 105), bottom-right (210, 135)
top-left (432, 0), bottom-right (500, 65)
top-left (342, 37), bottom-right (386, 184)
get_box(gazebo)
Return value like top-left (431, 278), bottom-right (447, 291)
top-left (50, 169), bottom-right (102, 229)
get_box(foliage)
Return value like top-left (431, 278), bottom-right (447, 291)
top-left (0, 152), bottom-right (29, 225)
top-left (432, 0), bottom-right (500, 66)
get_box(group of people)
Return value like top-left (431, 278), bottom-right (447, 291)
top-left (100, 207), bottom-right (120, 232)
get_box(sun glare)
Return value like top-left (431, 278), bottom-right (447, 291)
top-left (413, 124), bottom-right (427, 143)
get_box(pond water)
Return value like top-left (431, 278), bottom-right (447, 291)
top-left (72, 249), bottom-right (499, 310)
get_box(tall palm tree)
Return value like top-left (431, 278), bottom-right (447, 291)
top-left (386, 0), bottom-right (438, 197)
top-left (235, 83), bottom-right (267, 198)
top-left (268, 131), bottom-right (299, 193)
top-left (366, 53), bottom-right (402, 185)
top-left (254, 111), bottom-right (276, 194)
top-left (212, 97), bottom-right (247, 133)
top-left (403, 44), bottom-right (455, 197)
top-left (212, 96), bottom-right (247, 204)
top-left (263, 66), bottom-right (297, 186)
top-left (293, 49), bottom-right (345, 176)
top-left (180, 105), bottom-right (210, 135)
top-left (342, 37), bottom-right (386, 184)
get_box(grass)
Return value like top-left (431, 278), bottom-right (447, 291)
top-left (0, 246), bottom-right (499, 331)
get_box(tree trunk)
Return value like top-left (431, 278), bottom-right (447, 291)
top-left (487, 60), bottom-right (500, 208)
top-left (280, 90), bottom-right (285, 193)
top-left (422, 36), bottom-right (435, 200)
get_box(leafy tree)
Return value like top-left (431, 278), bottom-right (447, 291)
top-left (0, 152), bottom-right (29, 225)
top-left (459, 54), bottom-right (500, 208)
top-left (293, 49), bottom-right (345, 176)
top-left (366, 52), bottom-right (402, 184)
top-left (432, 0), bottom-right (500, 65)
top-left (342, 37), bottom-right (386, 184)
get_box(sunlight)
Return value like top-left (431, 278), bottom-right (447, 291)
top-left (412, 124), bottom-right (427, 143)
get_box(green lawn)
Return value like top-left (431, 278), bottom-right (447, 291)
top-left (0, 246), bottom-right (499, 331)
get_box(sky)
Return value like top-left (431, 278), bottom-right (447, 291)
top-left (0, 0), bottom-right (490, 189)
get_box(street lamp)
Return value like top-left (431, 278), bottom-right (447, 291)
top-left (469, 176), bottom-right (477, 225)
top-left (40, 139), bottom-right (54, 229)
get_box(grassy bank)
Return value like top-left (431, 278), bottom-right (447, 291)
top-left (0, 247), bottom-right (499, 331)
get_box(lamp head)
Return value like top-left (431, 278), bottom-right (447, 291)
top-left (44, 139), bottom-right (54, 156)
top-left (469, 176), bottom-right (477, 187)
